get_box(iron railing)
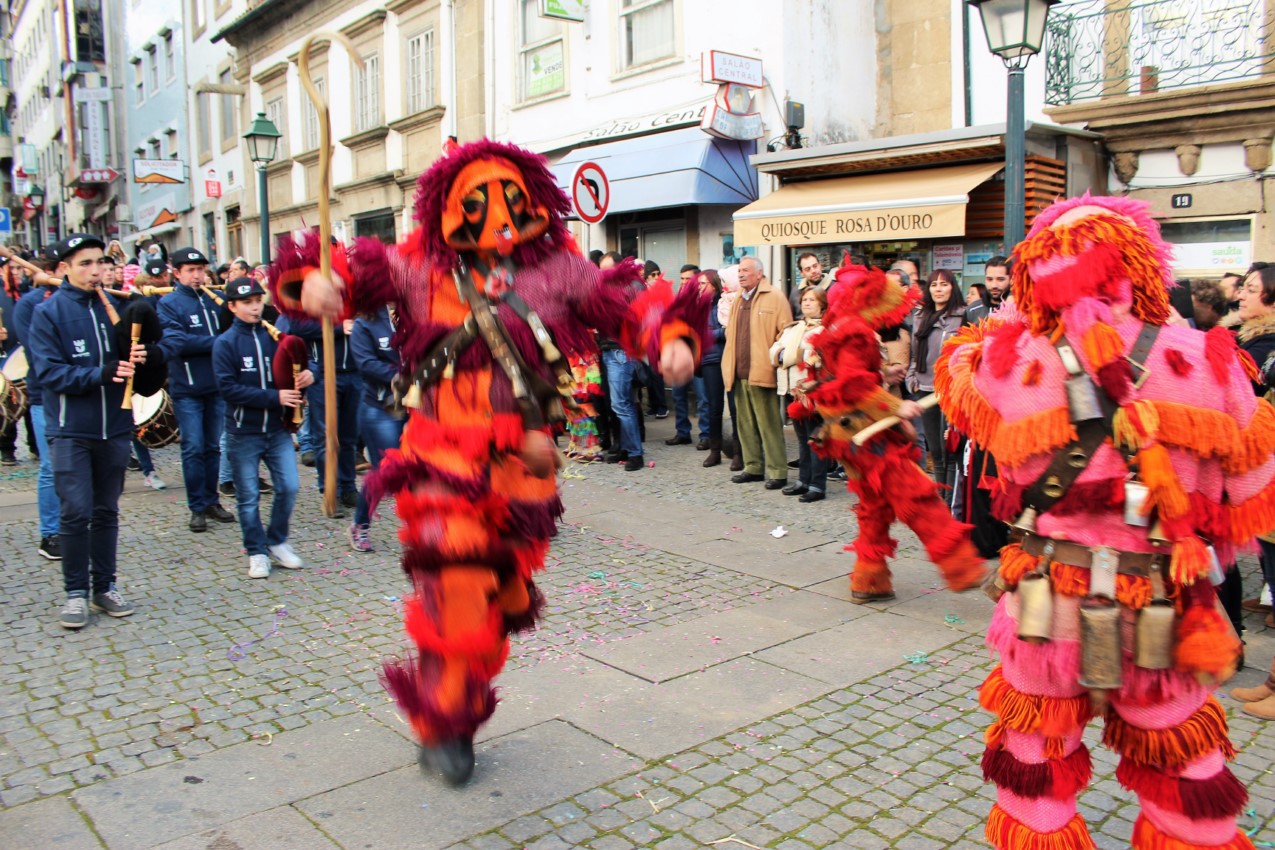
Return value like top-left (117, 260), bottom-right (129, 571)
top-left (1045, 0), bottom-right (1275, 104)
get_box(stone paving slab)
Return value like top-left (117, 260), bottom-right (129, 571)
top-left (0, 793), bottom-right (102, 849)
top-left (583, 591), bottom-right (869, 683)
top-left (70, 715), bottom-right (408, 849)
top-left (149, 806), bottom-right (342, 850)
top-left (568, 657), bottom-right (834, 761)
top-left (294, 720), bottom-right (638, 850)
top-left (659, 537), bottom-right (852, 588)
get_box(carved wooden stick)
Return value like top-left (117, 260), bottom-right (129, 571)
top-left (851, 393), bottom-right (938, 446)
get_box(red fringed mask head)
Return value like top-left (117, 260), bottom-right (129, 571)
top-left (1012, 194), bottom-right (1174, 335)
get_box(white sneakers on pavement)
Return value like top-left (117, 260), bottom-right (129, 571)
top-left (268, 542), bottom-right (304, 569)
top-left (143, 472), bottom-right (166, 490)
top-left (248, 554), bottom-right (271, 579)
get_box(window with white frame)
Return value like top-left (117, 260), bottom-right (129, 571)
top-left (265, 96), bottom-right (287, 159)
top-left (218, 69), bottom-right (236, 144)
top-left (304, 77), bottom-right (325, 150)
top-left (353, 53), bottom-right (382, 132)
top-left (405, 29), bottom-right (435, 114)
top-left (519, 0), bottom-right (565, 101)
top-left (166, 128), bottom-right (179, 159)
top-left (146, 48), bottom-right (158, 92)
top-left (133, 60), bottom-right (144, 104)
top-left (163, 34), bottom-right (175, 81)
top-left (619, 0), bottom-right (675, 70)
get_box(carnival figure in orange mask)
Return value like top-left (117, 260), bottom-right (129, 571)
top-left (268, 140), bottom-right (708, 786)
top-left (933, 194), bottom-right (1274, 850)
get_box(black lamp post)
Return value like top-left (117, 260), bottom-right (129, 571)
top-left (244, 112), bottom-right (282, 265)
top-left (967, 0), bottom-right (1058, 251)
top-left (28, 184), bottom-right (46, 251)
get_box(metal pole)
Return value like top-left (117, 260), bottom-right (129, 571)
top-left (257, 164), bottom-right (270, 265)
top-left (1004, 64), bottom-right (1026, 252)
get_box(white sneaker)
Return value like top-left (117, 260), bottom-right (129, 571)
top-left (248, 554), bottom-right (271, 579)
top-left (143, 472), bottom-right (166, 490)
top-left (1263, 585), bottom-right (1273, 607)
top-left (268, 542), bottom-right (304, 569)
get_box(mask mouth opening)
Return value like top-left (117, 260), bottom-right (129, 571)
top-left (494, 225), bottom-right (514, 256)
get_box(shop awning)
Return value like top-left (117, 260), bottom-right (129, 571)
top-left (733, 161), bottom-right (1004, 246)
top-left (122, 222), bottom-right (181, 245)
top-left (550, 126), bottom-right (757, 216)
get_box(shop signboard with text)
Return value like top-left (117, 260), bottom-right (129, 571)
top-left (1170, 241), bottom-right (1251, 273)
top-left (525, 42), bottom-right (565, 99)
top-left (735, 204), bottom-right (965, 246)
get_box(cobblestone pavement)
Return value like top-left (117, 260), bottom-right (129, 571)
top-left (1, 416), bottom-right (1274, 849)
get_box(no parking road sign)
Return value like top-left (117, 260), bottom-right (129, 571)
top-left (571, 162), bottom-right (610, 224)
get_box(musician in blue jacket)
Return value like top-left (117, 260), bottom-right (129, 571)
top-left (213, 278), bottom-right (313, 579)
top-left (27, 234), bottom-right (149, 629)
top-left (158, 247), bottom-right (235, 533)
top-left (346, 306), bottom-right (405, 551)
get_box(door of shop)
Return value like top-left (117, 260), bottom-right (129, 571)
top-left (619, 223), bottom-right (686, 284)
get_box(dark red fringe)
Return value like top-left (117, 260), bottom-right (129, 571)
top-left (366, 455), bottom-right (489, 510)
top-left (1116, 760), bottom-right (1248, 820)
top-left (1097, 359), bottom-right (1134, 404)
top-left (380, 654), bottom-right (498, 742)
top-left (505, 497), bottom-right (563, 541)
top-left (502, 580), bottom-right (545, 634)
top-left (400, 543), bottom-right (522, 583)
top-left (348, 236), bottom-right (398, 317)
top-left (982, 743), bottom-right (1093, 800)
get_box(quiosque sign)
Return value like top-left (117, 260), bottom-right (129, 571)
top-left (734, 204), bottom-right (965, 246)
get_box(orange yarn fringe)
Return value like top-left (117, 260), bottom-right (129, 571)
top-left (999, 542), bottom-right (1041, 588)
top-left (986, 806), bottom-right (1095, 850)
top-left (1229, 480), bottom-right (1275, 542)
top-left (1103, 697), bottom-right (1235, 768)
top-left (1049, 562), bottom-right (1153, 609)
top-left (992, 408), bottom-right (1077, 468)
top-left (1138, 443), bottom-right (1190, 520)
top-left (981, 667), bottom-right (1094, 743)
top-left (1175, 605), bottom-right (1242, 680)
top-left (1151, 401), bottom-right (1275, 475)
top-left (1169, 537), bottom-right (1211, 586)
top-left (1131, 815), bottom-right (1255, 850)
top-left (1114, 400), bottom-right (1161, 452)
top-left (1082, 323), bottom-right (1125, 371)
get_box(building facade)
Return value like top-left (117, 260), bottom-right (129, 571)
top-left (213, 0), bottom-right (484, 258)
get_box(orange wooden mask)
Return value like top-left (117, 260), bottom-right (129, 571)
top-left (441, 158), bottom-right (550, 256)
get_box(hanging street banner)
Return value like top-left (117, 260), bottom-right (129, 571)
top-left (134, 159), bottom-right (186, 184)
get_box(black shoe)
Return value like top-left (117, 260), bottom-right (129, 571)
top-left (799, 490), bottom-right (826, 503)
top-left (696, 439), bottom-right (710, 451)
top-left (654, 410), bottom-right (669, 419)
top-left (301, 451), bottom-right (316, 467)
top-left (125, 456), bottom-right (140, 471)
top-left (782, 483), bottom-right (808, 496)
top-left (341, 490), bottom-right (359, 508)
top-left (258, 477), bottom-right (273, 494)
top-left (38, 536), bottom-right (61, 560)
top-left (624, 455), bottom-right (645, 471)
top-left (764, 479), bottom-right (787, 490)
top-left (189, 511), bottom-right (208, 533)
top-left (205, 504), bottom-right (236, 523)
top-left (731, 472), bottom-right (764, 483)
top-left (219, 481), bottom-right (236, 497)
top-left (604, 449), bottom-right (628, 463)
top-left (418, 737), bottom-right (475, 786)
top-left (787, 459), bottom-right (800, 469)
top-left (665, 435), bottom-right (692, 446)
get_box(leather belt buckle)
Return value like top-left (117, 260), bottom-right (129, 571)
top-left (1090, 546), bottom-right (1117, 599)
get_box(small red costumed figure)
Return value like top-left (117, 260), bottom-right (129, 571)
top-left (268, 140), bottom-right (708, 785)
top-left (795, 261), bottom-right (986, 601)
top-left (936, 195), bottom-right (1275, 850)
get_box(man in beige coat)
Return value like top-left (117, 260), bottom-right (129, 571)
top-left (722, 257), bottom-right (793, 487)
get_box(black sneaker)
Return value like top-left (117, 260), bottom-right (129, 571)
top-left (0, 451), bottom-right (17, 466)
top-left (301, 452), bottom-right (317, 467)
top-left (418, 737), bottom-right (475, 786)
top-left (664, 435), bottom-right (692, 446)
top-left (258, 477), bottom-right (273, 494)
top-left (90, 587), bottom-right (135, 618)
top-left (189, 511), bottom-right (208, 533)
top-left (219, 481), bottom-right (236, 497)
top-left (38, 536), bottom-right (61, 560)
top-left (205, 504), bottom-right (236, 523)
top-left (126, 456), bottom-right (141, 471)
top-left (340, 490), bottom-right (358, 508)
top-left (624, 455), bottom-right (645, 471)
top-left (604, 449), bottom-right (628, 463)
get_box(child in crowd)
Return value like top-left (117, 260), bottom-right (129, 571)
top-left (212, 277), bottom-right (313, 578)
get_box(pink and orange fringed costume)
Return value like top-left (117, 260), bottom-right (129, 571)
top-left (268, 140), bottom-right (707, 783)
top-left (801, 262), bottom-right (985, 601)
top-left (936, 195), bottom-right (1275, 850)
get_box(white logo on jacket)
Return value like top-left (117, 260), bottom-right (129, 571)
top-left (242, 356), bottom-right (255, 370)
top-left (190, 314), bottom-right (202, 327)
top-left (378, 336), bottom-right (390, 350)
top-left (73, 339), bottom-right (88, 357)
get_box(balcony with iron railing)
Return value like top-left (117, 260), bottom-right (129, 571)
top-left (1045, 0), bottom-right (1275, 105)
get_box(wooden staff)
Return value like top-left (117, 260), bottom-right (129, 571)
top-left (300, 31), bottom-right (364, 518)
top-left (120, 322), bottom-right (141, 408)
top-left (851, 392), bottom-right (939, 446)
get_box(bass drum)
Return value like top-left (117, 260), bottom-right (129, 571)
top-left (0, 372), bottom-right (27, 431)
top-left (133, 389), bottom-right (180, 449)
top-left (2, 345), bottom-right (28, 387)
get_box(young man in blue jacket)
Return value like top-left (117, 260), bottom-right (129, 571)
top-left (28, 234), bottom-right (153, 629)
top-left (213, 278), bottom-right (313, 578)
top-left (13, 263), bottom-right (61, 560)
top-left (346, 305), bottom-right (405, 551)
top-left (158, 247), bottom-right (235, 533)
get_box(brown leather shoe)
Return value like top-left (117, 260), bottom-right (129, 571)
top-left (1242, 597), bottom-right (1272, 613)
top-left (1241, 694), bottom-right (1275, 720)
top-left (1232, 676), bottom-right (1275, 702)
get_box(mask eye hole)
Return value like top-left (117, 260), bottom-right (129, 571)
top-left (503, 182), bottom-right (525, 213)
top-left (839, 417), bottom-right (851, 428)
top-left (462, 188), bottom-right (487, 220)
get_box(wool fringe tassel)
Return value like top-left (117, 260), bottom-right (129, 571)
top-left (982, 744), bottom-right (1093, 800)
top-left (1131, 815), bottom-right (1255, 850)
top-left (980, 667), bottom-right (1094, 741)
top-left (1103, 697), bottom-right (1235, 769)
top-left (1116, 760), bottom-right (1248, 821)
top-left (986, 806), bottom-right (1096, 850)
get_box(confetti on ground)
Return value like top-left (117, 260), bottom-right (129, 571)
top-left (945, 614), bottom-right (965, 625)
top-left (770, 526), bottom-right (787, 538)
top-left (903, 651), bottom-right (929, 665)
top-left (227, 608), bottom-right (289, 662)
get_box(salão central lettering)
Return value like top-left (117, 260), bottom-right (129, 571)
top-left (759, 212), bottom-right (935, 241)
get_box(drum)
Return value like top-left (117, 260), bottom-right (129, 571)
top-left (0, 371), bottom-right (28, 429)
top-left (133, 389), bottom-right (180, 449)
top-left (2, 346), bottom-right (28, 387)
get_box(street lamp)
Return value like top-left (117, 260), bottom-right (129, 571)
top-left (244, 112), bottom-right (282, 265)
top-left (27, 185), bottom-right (46, 251)
top-left (968, 0), bottom-right (1058, 251)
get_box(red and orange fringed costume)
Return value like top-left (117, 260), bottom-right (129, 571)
top-left (800, 262), bottom-right (985, 601)
top-left (268, 140), bottom-right (707, 782)
top-left (936, 195), bottom-right (1275, 849)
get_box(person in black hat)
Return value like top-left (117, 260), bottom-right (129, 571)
top-left (27, 233), bottom-right (150, 628)
top-left (143, 257), bottom-right (171, 288)
top-left (213, 277), bottom-right (311, 578)
top-left (157, 247), bottom-right (235, 532)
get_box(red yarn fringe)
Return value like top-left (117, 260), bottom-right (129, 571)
top-left (1131, 814), bottom-right (1255, 850)
top-left (982, 743), bottom-right (1093, 800)
top-left (1116, 760), bottom-right (1248, 821)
